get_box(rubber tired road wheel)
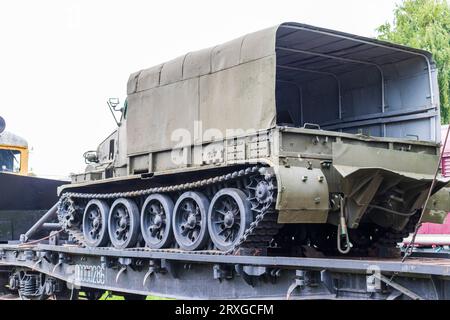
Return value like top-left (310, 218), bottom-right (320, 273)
top-left (108, 198), bottom-right (140, 249)
top-left (173, 191), bottom-right (210, 251)
top-left (141, 194), bottom-right (174, 249)
top-left (82, 199), bottom-right (110, 247)
top-left (208, 188), bottom-right (252, 251)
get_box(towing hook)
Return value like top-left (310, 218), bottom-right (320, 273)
top-left (337, 197), bottom-right (351, 255)
top-left (337, 225), bottom-right (351, 255)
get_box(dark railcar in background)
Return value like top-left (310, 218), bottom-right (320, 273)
top-left (0, 121), bottom-right (67, 242)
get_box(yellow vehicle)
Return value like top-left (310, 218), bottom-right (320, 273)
top-left (0, 130), bottom-right (29, 175)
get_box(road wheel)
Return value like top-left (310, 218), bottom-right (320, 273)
top-left (208, 188), bottom-right (252, 251)
top-left (141, 194), bottom-right (174, 249)
top-left (173, 192), bottom-right (210, 251)
top-left (83, 199), bottom-right (110, 247)
top-left (108, 198), bottom-right (140, 249)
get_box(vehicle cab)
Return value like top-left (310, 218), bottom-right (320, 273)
top-left (0, 131), bottom-right (29, 175)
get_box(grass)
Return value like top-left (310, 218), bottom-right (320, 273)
top-left (79, 291), bottom-right (171, 300)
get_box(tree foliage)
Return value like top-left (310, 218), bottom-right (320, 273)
top-left (377, 0), bottom-right (450, 123)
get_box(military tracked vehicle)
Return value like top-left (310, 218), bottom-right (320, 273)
top-left (55, 22), bottom-right (450, 258)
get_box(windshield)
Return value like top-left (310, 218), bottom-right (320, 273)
top-left (0, 149), bottom-right (21, 173)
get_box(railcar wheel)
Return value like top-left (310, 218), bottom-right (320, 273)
top-left (108, 198), bottom-right (140, 249)
top-left (141, 194), bottom-right (174, 249)
top-left (82, 200), bottom-right (110, 247)
top-left (208, 188), bottom-right (252, 251)
top-left (173, 191), bottom-right (210, 251)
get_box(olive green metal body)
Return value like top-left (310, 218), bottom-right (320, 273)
top-left (63, 22), bottom-right (449, 233)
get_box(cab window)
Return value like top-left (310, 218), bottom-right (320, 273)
top-left (0, 149), bottom-right (21, 173)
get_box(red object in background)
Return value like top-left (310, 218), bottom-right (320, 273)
top-left (442, 152), bottom-right (450, 177)
top-left (419, 125), bottom-right (450, 235)
top-left (419, 215), bottom-right (450, 234)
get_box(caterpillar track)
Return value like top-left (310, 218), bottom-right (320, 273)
top-left (57, 166), bottom-right (284, 255)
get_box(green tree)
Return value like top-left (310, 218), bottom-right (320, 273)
top-left (377, 0), bottom-right (450, 123)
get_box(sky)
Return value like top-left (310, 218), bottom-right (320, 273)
top-left (0, 0), bottom-right (401, 179)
